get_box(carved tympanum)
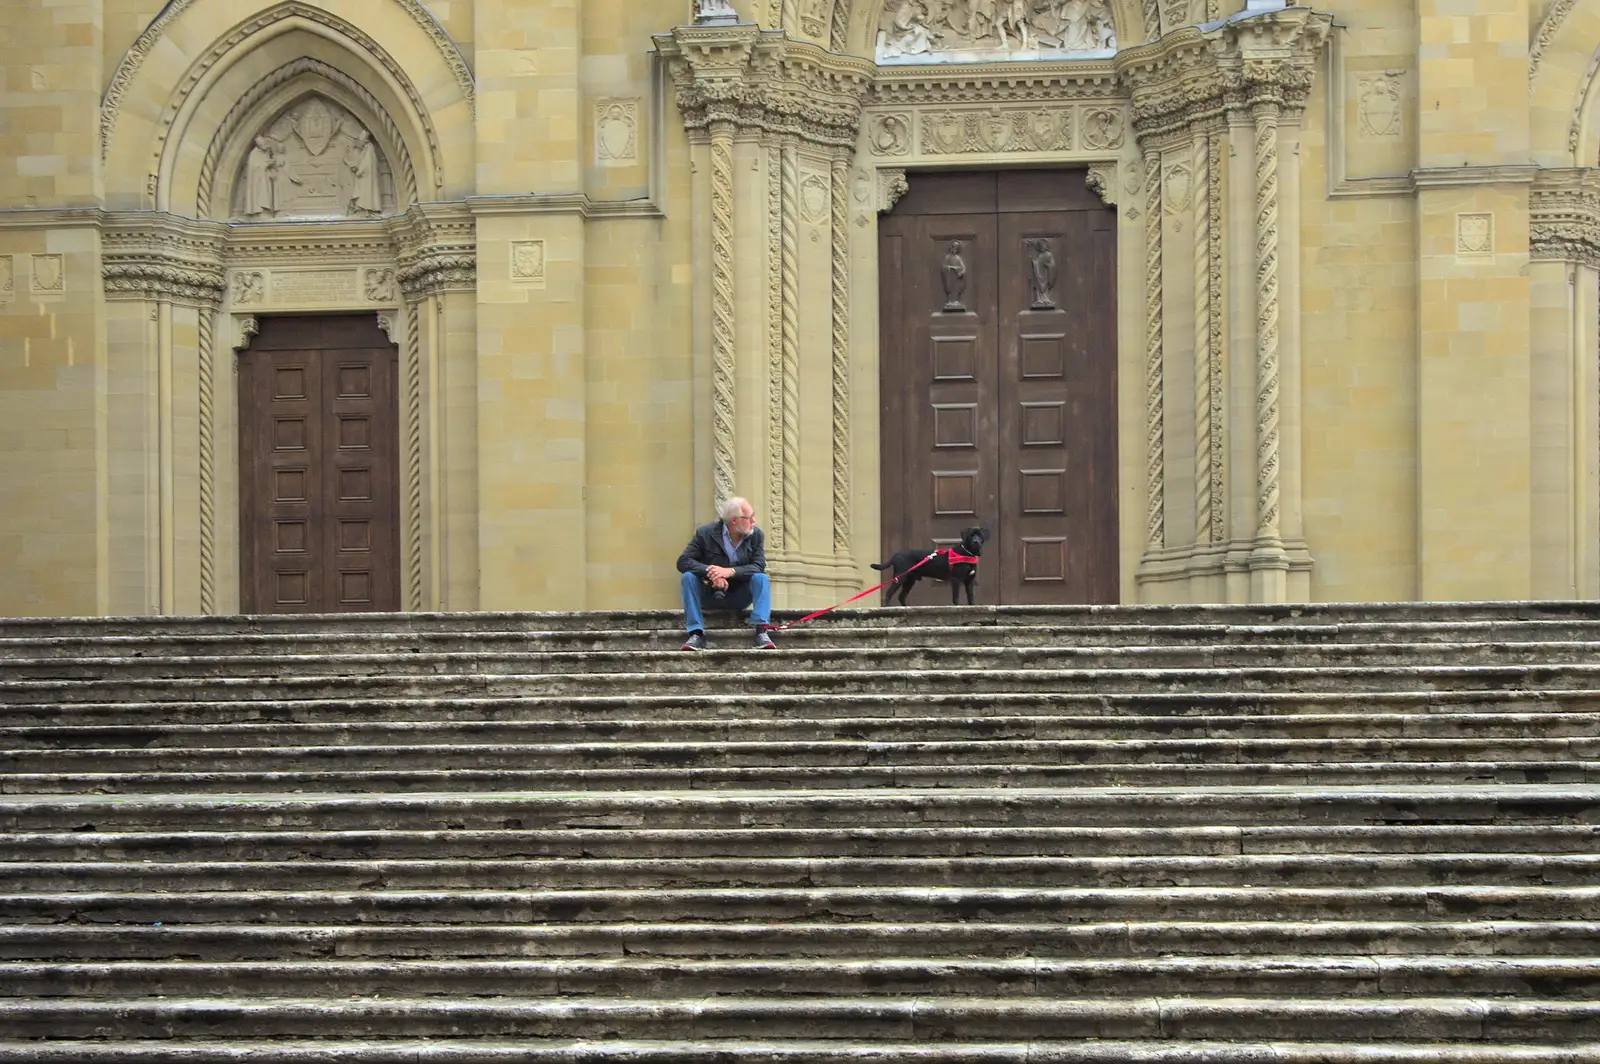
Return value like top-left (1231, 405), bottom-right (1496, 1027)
top-left (233, 96), bottom-right (394, 221)
top-left (878, 0), bottom-right (1116, 62)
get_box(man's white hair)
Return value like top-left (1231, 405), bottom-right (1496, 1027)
top-left (719, 496), bottom-right (752, 521)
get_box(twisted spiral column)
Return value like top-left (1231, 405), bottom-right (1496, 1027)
top-left (780, 143), bottom-right (802, 543)
top-left (1192, 133), bottom-right (1213, 546)
top-left (765, 145), bottom-right (786, 549)
top-left (197, 305), bottom-right (216, 614)
top-left (709, 120), bottom-right (738, 506)
top-left (1252, 100), bottom-right (1282, 543)
top-left (830, 152), bottom-right (852, 554)
top-left (1143, 147), bottom-right (1165, 551)
top-left (1207, 135), bottom-right (1226, 542)
top-left (405, 300), bottom-right (424, 611)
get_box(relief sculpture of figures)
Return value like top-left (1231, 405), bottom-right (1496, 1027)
top-left (244, 136), bottom-right (282, 218)
top-left (942, 241), bottom-right (968, 312)
top-left (878, 0), bottom-right (1116, 61)
top-left (1027, 238), bottom-right (1057, 309)
top-left (346, 129), bottom-right (381, 217)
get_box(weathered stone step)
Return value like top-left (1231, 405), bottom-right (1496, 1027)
top-left (0, 994), bottom-right (1593, 1044)
top-left (8, 955), bottom-right (1600, 1000)
top-left (8, 760), bottom-right (1597, 795)
top-left (11, 664), bottom-right (1600, 703)
top-left (6, 885), bottom-right (1596, 926)
top-left (6, 824), bottom-right (1592, 861)
top-left (10, 713), bottom-right (1598, 752)
top-left (4, 600), bottom-right (1599, 641)
top-left (9, 690), bottom-right (1594, 728)
top-left (8, 736), bottom-right (1590, 772)
top-left (4, 787), bottom-right (1593, 833)
top-left (13, 619), bottom-right (1600, 658)
top-left (6, 920), bottom-right (1596, 962)
top-left (9, 641), bottom-right (1600, 681)
top-left (8, 851), bottom-right (1594, 892)
top-left (2, 1038), bottom-right (1598, 1064)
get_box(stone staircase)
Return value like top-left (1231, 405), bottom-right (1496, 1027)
top-left (0, 602), bottom-right (1597, 1062)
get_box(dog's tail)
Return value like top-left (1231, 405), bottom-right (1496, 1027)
top-left (870, 561), bottom-right (893, 570)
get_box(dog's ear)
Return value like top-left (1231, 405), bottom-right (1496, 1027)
top-left (976, 527), bottom-right (992, 543)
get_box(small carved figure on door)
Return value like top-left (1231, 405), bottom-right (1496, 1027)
top-left (941, 241), bottom-right (968, 312)
top-left (1027, 238), bottom-right (1057, 309)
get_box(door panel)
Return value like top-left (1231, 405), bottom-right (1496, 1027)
top-left (239, 315), bottom-right (400, 613)
top-left (879, 170), bottom-right (1118, 604)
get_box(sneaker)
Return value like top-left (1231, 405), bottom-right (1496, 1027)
top-left (681, 630), bottom-right (707, 652)
top-left (752, 626), bottom-right (776, 650)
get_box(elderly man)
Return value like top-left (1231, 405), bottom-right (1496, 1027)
top-left (676, 496), bottom-right (775, 650)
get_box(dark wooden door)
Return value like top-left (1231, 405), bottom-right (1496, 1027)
top-left (879, 170), bottom-right (1118, 605)
top-left (238, 315), bottom-right (401, 613)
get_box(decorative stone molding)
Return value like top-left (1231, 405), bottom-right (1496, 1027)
top-left (1251, 97), bottom-right (1282, 548)
top-left (102, 0), bottom-right (474, 158)
top-left (1117, 6), bottom-right (1331, 141)
top-left (710, 120), bottom-right (739, 506)
top-left (655, 28), bottom-right (874, 149)
top-left (1411, 164), bottom-right (1540, 189)
top-left (870, 62), bottom-right (1119, 107)
top-left (876, 168), bottom-right (909, 212)
top-left (101, 216), bottom-right (227, 306)
top-left (1531, 0), bottom-right (1579, 74)
top-left (1085, 164), bottom-right (1118, 205)
top-left (766, 145), bottom-right (787, 550)
top-left (779, 141), bottom-right (803, 539)
top-left (1191, 132), bottom-right (1213, 546)
top-left (388, 204), bottom-right (477, 299)
top-left (830, 153), bottom-right (853, 555)
top-left (1531, 168), bottom-right (1600, 270)
top-left (1143, 146), bottom-right (1164, 551)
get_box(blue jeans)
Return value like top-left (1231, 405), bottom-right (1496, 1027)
top-left (681, 571), bottom-right (771, 632)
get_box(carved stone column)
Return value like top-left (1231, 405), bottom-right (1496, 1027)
top-left (1247, 95), bottom-right (1287, 600)
top-left (709, 117), bottom-right (740, 506)
top-left (1142, 144), bottom-right (1166, 555)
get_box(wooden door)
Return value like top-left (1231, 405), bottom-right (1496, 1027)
top-left (879, 170), bottom-right (1118, 605)
top-left (238, 315), bottom-right (401, 613)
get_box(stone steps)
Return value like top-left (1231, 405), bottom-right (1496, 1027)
top-left (8, 920), bottom-right (1599, 961)
top-left (2, 1038), bottom-right (1598, 1064)
top-left (1, 995), bottom-right (1595, 1045)
top-left (3, 605), bottom-right (1596, 1059)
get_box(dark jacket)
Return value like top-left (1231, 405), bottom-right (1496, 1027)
top-left (677, 520), bottom-right (767, 581)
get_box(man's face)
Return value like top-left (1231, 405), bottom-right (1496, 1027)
top-left (727, 507), bottom-right (755, 534)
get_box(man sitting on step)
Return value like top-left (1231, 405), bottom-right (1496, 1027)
top-left (677, 495), bottom-right (775, 651)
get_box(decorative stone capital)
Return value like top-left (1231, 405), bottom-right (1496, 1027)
top-left (1118, 4), bottom-right (1331, 140)
top-left (101, 215), bottom-right (227, 306)
top-left (655, 28), bottom-right (873, 148)
top-left (387, 203), bottom-right (476, 299)
top-left (1531, 167), bottom-right (1600, 270)
top-left (876, 168), bottom-right (909, 213)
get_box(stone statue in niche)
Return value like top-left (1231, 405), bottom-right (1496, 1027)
top-left (878, 0), bottom-right (1116, 62)
top-left (941, 241), bottom-right (968, 312)
top-left (1027, 238), bottom-right (1057, 308)
top-left (231, 95), bottom-right (394, 221)
top-left (693, 0), bottom-right (738, 23)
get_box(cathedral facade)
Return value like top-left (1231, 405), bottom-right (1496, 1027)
top-left (0, 0), bottom-right (1594, 616)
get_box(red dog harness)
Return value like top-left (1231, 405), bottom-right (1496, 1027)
top-left (941, 549), bottom-right (980, 566)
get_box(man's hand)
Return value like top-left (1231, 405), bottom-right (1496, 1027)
top-left (706, 565), bottom-right (735, 589)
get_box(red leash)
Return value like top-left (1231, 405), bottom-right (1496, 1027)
top-left (771, 548), bottom-right (974, 631)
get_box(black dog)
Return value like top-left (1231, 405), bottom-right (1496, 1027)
top-left (871, 526), bottom-right (992, 606)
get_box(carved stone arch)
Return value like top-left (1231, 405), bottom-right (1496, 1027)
top-left (838, 0), bottom-right (1147, 56)
top-left (1529, 0), bottom-right (1600, 165)
top-left (104, 1), bottom-right (469, 210)
top-left (101, 0), bottom-right (473, 158)
top-left (198, 60), bottom-right (418, 219)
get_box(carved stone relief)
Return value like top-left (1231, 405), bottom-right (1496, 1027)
top-left (877, 169), bottom-right (910, 213)
top-left (1160, 0), bottom-right (1191, 33)
top-left (0, 257), bottom-right (13, 301)
top-left (364, 268), bottom-right (398, 302)
top-left (919, 108), bottom-right (1074, 155)
top-left (694, 0), bottom-right (739, 23)
top-left (1162, 162), bottom-right (1192, 213)
top-left (1081, 107), bottom-right (1125, 150)
top-left (31, 255), bottom-right (64, 294)
top-left (511, 241), bottom-right (547, 286)
top-left (801, 0), bottom-right (830, 36)
top-left (867, 113), bottom-right (913, 156)
top-left (233, 271), bottom-right (266, 305)
top-left (596, 99), bottom-right (639, 165)
top-left (1456, 213), bottom-right (1493, 258)
top-left (1355, 71), bottom-right (1403, 139)
top-left (231, 96), bottom-right (395, 221)
top-left (877, 0), bottom-right (1117, 63)
top-left (801, 173), bottom-right (830, 224)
